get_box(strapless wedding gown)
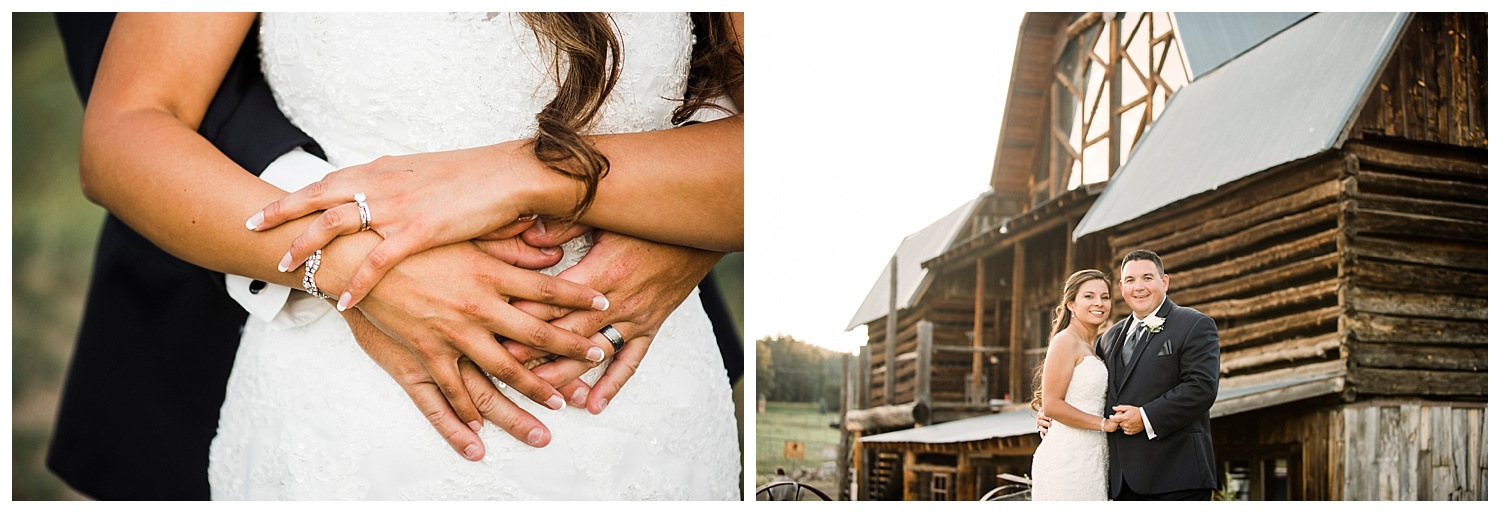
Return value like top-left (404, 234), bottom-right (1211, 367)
top-left (1029, 355), bottom-right (1109, 501)
top-left (208, 13), bottom-right (739, 500)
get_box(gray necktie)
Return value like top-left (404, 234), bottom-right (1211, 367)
top-left (1122, 322), bottom-right (1147, 365)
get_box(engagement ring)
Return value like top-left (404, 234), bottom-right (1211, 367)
top-left (354, 192), bottom-right (371, 231)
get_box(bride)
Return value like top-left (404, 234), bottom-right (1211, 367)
top-left (1029, 269), bottom-right (1117, 501)
top-left (81, 13), bottom-right (742, 499)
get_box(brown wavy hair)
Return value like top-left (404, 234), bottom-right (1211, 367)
top-left (520, 13), bottom-right (744, 222)
top-left (1031, 269), bottom-right (1109, 412)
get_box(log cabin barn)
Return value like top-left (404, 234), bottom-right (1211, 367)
top-left (840, 12), bottom-right (1486, 501)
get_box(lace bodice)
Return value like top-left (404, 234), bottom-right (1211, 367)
top-left (1061, 355), bottom-right (1108, 415)
top-left (259, 12), bottom-right (692, 168)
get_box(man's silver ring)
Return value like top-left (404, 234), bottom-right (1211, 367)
top-left (354, 192), bottom-right (371, 232)
top-left (599, 325), bottom-right (625, 352)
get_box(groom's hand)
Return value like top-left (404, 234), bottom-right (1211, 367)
top-left (318, 230), bottom-right (608, 435)
top-left (1111, 405), bottom-right (1144, 435)
top-left (338, 308), bottom-right (552, 461)
top-left (1035, 412), bottom-right (1053, 438)
top-left (494, 227), bottom-right (725, 414)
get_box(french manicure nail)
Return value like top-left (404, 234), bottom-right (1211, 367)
top-left (546, 395), bottom-right (565, 410)
top-left (463, 444), bottom-right (482, 460)
top-left (570, 388), bottom-right (588, 407)
top-left (246, 211), bottom-right (264, 230)
top-left (586, 347), bottom-right (605, 362)
top-left (337, 292), bottom-right (352, 311)
top-left (468, 420), bottom-right (483, 432)
top-left (277, 253), bottom-right (293, 272)
top-left (592, 296), bottom-right (609, 311)
top-left (527, 427), bottom-right (546, 447)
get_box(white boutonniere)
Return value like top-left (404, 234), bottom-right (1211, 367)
top-left (1143, 315), bottom-right (1165, 333)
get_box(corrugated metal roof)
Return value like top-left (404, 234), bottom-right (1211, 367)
top-left (846, 195), bottom-right (985, 331)
top-left (1174, 12), bottom-right (1313, 78)
top-left (860, 408), bottom-right (1038, 444)
top-left (859, 369), bottom-right (1345, 445)
top-left (1074, 12), bottom-right (1409, 240)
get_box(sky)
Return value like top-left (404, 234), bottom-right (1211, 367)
top-left (746, 10), bottom-right (1024, 353)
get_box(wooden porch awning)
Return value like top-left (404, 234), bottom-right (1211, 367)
top-left (857, 365), bottom-right (1347, 452)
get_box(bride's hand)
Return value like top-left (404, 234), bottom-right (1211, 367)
top-left (340, 308), bottom-right (553, 459)
top-left (318, 232), bottom-right (611, 425)
top-left (493, 229), bottom-right (725, 414)
top-left (248, 140), bottom-right (571, 311)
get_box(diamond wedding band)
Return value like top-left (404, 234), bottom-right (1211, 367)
top-left (354, 192), bottom-right (371, 232)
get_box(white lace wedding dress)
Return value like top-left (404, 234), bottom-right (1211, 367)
top-left (1029, 355), bottom-right (1109, 501)
top-left (208, 13), bottom-right (740, 500)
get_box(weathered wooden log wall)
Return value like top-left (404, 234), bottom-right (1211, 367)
top-left (1338, 142), bottom-right (1487, 398)
top-left (1339, 11), bottom-right (1488, 401)
top-left (863, 299), bottom-right (998, 407)
top-left (1340, 401), bottom-right (1487, 500)
top-left (1105, 154), bottom-right (1346, 382)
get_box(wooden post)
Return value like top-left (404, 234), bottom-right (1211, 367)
top-left (971, 258), bottom-right (986, 403)
top-left (956, 452), bottom-right (974, 501)
top-left (1065, 218), bottom-right (1077, 274)
top-left (1009, 243), bottom-right (1027, 402)
top-left (917, 320), bottom-right (933, 420)
top-left (852, 434), bottom-right (864, 501)
top-left (1108, 12), bottom-right (1122, 177)
top-left (837, 354), bottom-right (852, 500)
top-left (904, 451), bottom-right (919, 501)
top-left (886, 256), bottom-right (898, 406)
top-left (858, 344), bottom-right (871, 410)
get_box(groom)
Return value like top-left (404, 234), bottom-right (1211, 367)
top-left (1097, 249), bottom-right (1220, 500)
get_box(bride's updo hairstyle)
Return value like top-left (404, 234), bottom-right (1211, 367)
top-left (520, 13), bottom-right (745, 222)
top-left (1031, 269), bottom-right (1109, 412)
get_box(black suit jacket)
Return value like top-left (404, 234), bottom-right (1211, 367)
top-left (46, 13), bottom-right (315, 500)
top-left (1096, 297), bottom-right (1220, 497)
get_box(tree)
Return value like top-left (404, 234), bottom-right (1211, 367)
top-left (756, 334), bottom-right (844, 407)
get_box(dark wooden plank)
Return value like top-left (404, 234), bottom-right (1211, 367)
top-left (1345, 312), bottom-right (1487, 345)
top-left (1349, 368), bottom-right (1487, 397)
top-left (1346, 258), bottom-right (1487, 297)
top-left (1346, 286), bottom-right (1487, 321)
top-left (1347, 206), bottom-right (1486, 243)
top-left (1349, 342), bottom-right (1486, 371)
top-left (1348, 234), bottom-right (1489, 271)
top-left (1352, 191), bottom-right (1487, 222)
top-left (1353, 169), bottom-right (1487, 204)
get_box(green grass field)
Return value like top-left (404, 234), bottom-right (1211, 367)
top-left (755, 401), bottom-right (842, 498)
